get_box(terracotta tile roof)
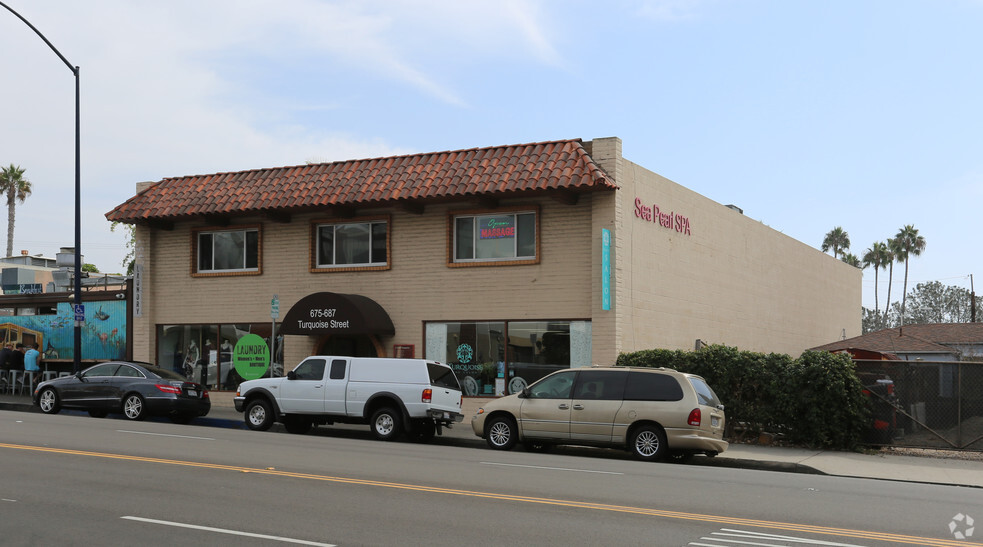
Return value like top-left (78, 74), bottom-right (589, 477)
top-left (106, 139), bottom-right (617, 223)
top-left (809, 323), bottom-right (983, 356)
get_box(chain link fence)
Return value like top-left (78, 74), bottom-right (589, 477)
top-left (854, 359), bottom-right (983, 450)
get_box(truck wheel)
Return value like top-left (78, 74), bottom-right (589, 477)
top-left (284, 415), bottom-right (312, 434)
top-left (371, 407), bottom-right (402, 441)
top-left (245, 399), bottom-right (274, 431)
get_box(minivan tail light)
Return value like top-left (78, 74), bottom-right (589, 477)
top-left (422, 388), bottom-right (432, 403)
top-left (687, 408), bottom-right (702, 426)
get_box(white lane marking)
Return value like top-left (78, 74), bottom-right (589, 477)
top-left (121, 516), bottom-right (335, 546)
top-left (2, 499), bottom-right (17, 502)
top-left (117, 430), bottom-right (214, 440)
top-left (691, 528), bottom-right (868, 546)
top-left (481, 461), bottom-right (623, 475)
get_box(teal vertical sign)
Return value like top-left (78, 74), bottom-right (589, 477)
top-left (601, 229), bottom-right (611, 310)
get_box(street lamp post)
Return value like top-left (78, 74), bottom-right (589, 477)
top-left (1, 2), bottom-right (83, 373)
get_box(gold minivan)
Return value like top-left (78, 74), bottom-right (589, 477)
top-left (471, 366), bottom-right (727, 461)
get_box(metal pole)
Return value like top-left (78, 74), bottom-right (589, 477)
top-left (73, 66), bottom-right (82, 374)
top-left (0, 2), bottom-right (82, 373)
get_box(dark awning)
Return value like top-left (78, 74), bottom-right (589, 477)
top-left (280, 292), bottom-right (394, 336)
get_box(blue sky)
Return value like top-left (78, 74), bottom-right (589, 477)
top-left (1, 0), bottom-right (980, 311)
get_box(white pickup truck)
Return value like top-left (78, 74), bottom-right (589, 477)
top-left (234, 356), bottom-right (464, 441)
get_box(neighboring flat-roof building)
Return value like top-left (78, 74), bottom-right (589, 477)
top-left (107, 137), bottom-right (860, 395)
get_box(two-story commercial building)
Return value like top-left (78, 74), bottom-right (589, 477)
top-left (106, 137), bottom-right (860, 395)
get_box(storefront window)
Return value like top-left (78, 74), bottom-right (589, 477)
top-left (156, 323), bottom-right (282, 391)
top-left (425, 320), bottom-right (591, 396)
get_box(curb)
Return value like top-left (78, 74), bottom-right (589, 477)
top-left (1, 399), bottom-right (823, 475)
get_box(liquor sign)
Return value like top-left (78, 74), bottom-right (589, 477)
top-left (478, 216), bottom-right (516, 239)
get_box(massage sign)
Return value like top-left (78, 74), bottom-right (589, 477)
top-left (480, 216), bottom-right (516, 239)
top-left (634, 197), bottom-right (691, 235)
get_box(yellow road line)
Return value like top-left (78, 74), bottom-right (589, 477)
top-left (1, 442), bottom-right (976, 547)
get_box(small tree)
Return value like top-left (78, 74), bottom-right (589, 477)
top-left (0, 164), bottom-right (32, 258)
top-left (894, 224), bottom-right (926, 324)
top-left (841, 253), bottom-right (861, 268)
top-left (821, 226), bottom-right (850, 259)
top-left (110, 221), bottom-right (135, 275)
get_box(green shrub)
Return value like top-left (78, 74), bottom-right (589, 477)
top-left (617, 345), bottom-right (870, 450)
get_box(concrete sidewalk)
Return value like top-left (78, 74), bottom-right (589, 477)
top-left (3, 391), bottom-right (980, 489)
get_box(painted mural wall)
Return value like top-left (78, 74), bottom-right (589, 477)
top-left (0, 300), bottom-right (126, 361)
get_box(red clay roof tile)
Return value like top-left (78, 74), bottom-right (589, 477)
top-left (106, 139), bottom-right (617, 223)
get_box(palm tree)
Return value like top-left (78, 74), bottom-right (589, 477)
top-left (821, 226), bottom-right (850, 259)
top-left (841, 253), bottom-right (861, 267)
top-left (895, 224), bottom-right (927, 324)
top-left (884, 238), bottom-right (899, 318)
top-left (0, 165), bottom-right (33, 258)
top-left (862, 241), bottom-right (890, 314)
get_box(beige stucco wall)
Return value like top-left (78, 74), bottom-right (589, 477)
top-left (130, 198), bottom-right (598, 369)
top-left (593, 137), bottom-right (861, 357)
top-left (129, 136), bottom-right (860, 372)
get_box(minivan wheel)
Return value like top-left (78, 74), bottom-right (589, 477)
top-left (630, 425), bottom-right (667, 461)
top-left (486, 416), bottom-right (518, 450)
top-left (371, 407), bottom-right (402, 441)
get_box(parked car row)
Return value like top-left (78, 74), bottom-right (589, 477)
top-left (31, 359), bottom-right (729, 463)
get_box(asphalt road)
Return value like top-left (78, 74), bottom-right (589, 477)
top-left (1, 410), bottom-right (980, 546)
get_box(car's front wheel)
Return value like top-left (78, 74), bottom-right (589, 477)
top-left (630, 425), bottom-right (667, 461)
top-left (485, 415), bottom-right (518, 450)
top-left (370, 407), bottom-right (402, 441)
top-left (122, 394), bottom-right (147, 421)
top-left (245, 399), bottom-right (274, 431)
top-left (38, 388), bottom-right (61, 414)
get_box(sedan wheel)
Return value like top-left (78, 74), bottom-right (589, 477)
top-left (38, 388), bottom-right (61, 414)
top-left (123, 394), bottom-right (148, 421)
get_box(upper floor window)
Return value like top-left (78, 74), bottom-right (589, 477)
top-left (194, 226), bottom-right (260, 275)
top-left (452, 209), bottom-right (537, 264)
top-left (312, 218), bottom-right (389, 271)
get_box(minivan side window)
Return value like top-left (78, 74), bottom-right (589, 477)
top-left (624, 371), bottom-right (684, 401)
top-left (427, 363), bottom-right (461, 390)
top-left (573, 370), bottom-right (627, 400)
top-left (329, 359), bottom-right (347, 380)
top-left (527, 371), bottom-right (575, 399)
top-left (293, 359), bottom-right (326, 381)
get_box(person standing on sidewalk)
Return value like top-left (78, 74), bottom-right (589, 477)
top-left (0, 343), bottom-right (13, 390)
top-left (23, 344), bottom-right (41, 389)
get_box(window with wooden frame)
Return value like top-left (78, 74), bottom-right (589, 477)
top-left (449, 206), bottom-right (539, 267)
top-left (311, 216), bottom-right (390, 272)
top-left (192, 225), bottom-right (261, 277)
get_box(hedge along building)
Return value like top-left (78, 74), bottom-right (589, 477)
top-left (106, 137), bottom-right (860, 396)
